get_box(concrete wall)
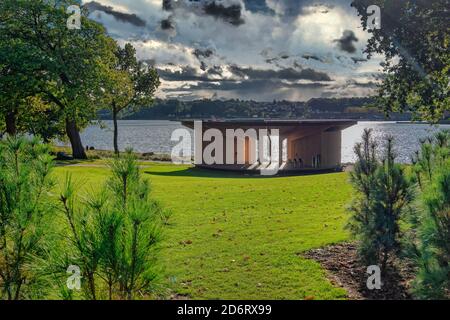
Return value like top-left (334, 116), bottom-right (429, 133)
top-left (290, 133), bottom-right (322, 167)
top-left (320, 130), bottom-right (342, 168)
top-left (288, 130), bottom-right (341, 168)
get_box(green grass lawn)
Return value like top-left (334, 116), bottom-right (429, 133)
top-left (53, 162), bottom-right (353, 300)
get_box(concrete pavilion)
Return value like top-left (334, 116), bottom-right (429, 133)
top-left (181, 119), bottom-right (357, 172)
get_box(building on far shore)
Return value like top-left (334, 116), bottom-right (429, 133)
top-left (181, 119), bottom-right (357, 173)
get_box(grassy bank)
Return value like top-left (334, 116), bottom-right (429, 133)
top-left (53, 162), bottom-right (352, 299)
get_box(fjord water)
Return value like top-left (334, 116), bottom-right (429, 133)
top-left (71, 120), bottom-right (450, 163)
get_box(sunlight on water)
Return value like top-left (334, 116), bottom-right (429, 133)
top-left (342, 122), bottom-right (449, 163)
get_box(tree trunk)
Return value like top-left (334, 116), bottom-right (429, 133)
top-left (87, 272), bottom-right (96, 300)
top-left (65, 118), bottom-right (87, 159)
top-left (381, 248), bottom-right (389, 272)
top-left (5, 110), bottom-right (17, 136)
top-left (112, 104), bottom-right (119, 155)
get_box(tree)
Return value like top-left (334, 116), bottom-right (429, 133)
top-left (0, 137), bottom-right (55, 299)
top-left (0, 0), bottom-right (117, 158)
top-left (346, 129), bottom-right (379, 259)
top-left (0, 39), bottom-right (48, 136)
top-left (18, 96), bottom-right (66, 143)
top-left (103, 68), bottom-right (134, 155)
top-left (351, 0), bottom-right (449, 122)
top-left (0, 36), bottom-right (65, 140)
top-left (58, 151), bottom-right (167, 299)
top-left (408, 130), bottom-right (449, 299)
top-left (108, 43), bottom-right (160, 154)
top-left (105, 151), bottom-right (165, 299)
top-left (347, 129), bottom-right (415, 270)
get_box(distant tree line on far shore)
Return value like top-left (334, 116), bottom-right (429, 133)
top-left (99, 97), bottom-right (430, 122)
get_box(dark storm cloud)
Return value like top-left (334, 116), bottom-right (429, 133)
top-left (345, 79), bottom-right (378, 88)
top-left (142, 59), bottom-right (156, 66)
top-left (229, 65), bottom-right (332, 81)
top-left (351, 57), bottom-right (368, 63)
top-left (334, 30), bottom-right (359, 53)
top-left (162, 0), bottom-right (173, 11)
top-left (191, 79), bottom-right (328, 91)
top-left (157, 66), bottom-right (211, 82)
top-left (320, 78), bottom-right (378, 98)
top-left (157, 65), bottom-right (228, 82)
top-left (84, 1), bottom-right (146, 27)
top-left (161, 17), bottom-right (175, 30)
top-left (161, 78), bottom-right (329, 101)
top-left (302, 54), bottom-right (324, 62)
top-left (162, 0), bottom-right (245, 26)
top-left (204, 1), bottom-right (245, 26)
top-left (158, 64), bottom-right (332, 83)
top-left (242, 0), bottom-right (273, 13)
top-left (207, 65), bottom-right (224, 77)
top-left (193, 48), bottom-right (215, 59)
top-left (192, 48), bottom-right (216, 70)
top-left (161, 79), bottom-right (327, 93)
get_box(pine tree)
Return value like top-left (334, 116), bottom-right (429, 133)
top-left (0, 136), bottom-right (54, 299)
top-left (347, 130), bottom-right (415, 270)
top-left (58, 150), bottom-right (167, 299)
top-left (409, 130), bottom-right (449, 299)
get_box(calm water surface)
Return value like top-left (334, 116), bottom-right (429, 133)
top-left (61, 120), bottom-right (450, 163)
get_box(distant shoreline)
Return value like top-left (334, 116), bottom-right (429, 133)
top-left (95, 118), bottom-right (450, 125)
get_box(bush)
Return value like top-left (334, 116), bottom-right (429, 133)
top-left (409, 130), bottom-right (449, 299)
top-left (347, 129), bottom-right (415, 270)
top-left (0, 136), bottom-right (55, 299)
top-left (58, 150), bottom-right (168, 299)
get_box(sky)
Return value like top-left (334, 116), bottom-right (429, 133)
top-left (81, 0), bottom-right (385, 101)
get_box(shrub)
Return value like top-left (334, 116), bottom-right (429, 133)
top-left (58, 150), bottom-right (167, 299)
top-left (409, 130), bottom-right (449, 299)
top-left (0, 136), bottom-right (55, 299)
top-left (347, 129), bottom-right (415, 270)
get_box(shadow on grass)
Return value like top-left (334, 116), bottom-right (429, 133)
top-left (144, 166), bottom-right (341, 179)
top-left (144, 167), bottom-right (249, 179)
top-left (54, 159), bottom-right (100, 166)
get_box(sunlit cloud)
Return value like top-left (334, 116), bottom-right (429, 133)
top-left (81, 0), bottom-right (384, 101)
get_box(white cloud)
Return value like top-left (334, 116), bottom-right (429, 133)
top-left (82, 0), bottom-right (384, 101)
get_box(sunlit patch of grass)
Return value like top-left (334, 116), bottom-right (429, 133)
top-left (53, 163), bottom-right (352, 300)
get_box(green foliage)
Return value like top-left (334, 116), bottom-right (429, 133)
top-left (57, 151), bottom-right (166, 299)
top-left (351, 0), bottom-right (449, 122)
top-left (17, 96), bottom-right (66, 142)
top-left (107, 43), bottom-right (160, 153)
top-left (347, 129), bottom-right (415, 269)
top-left (408, 130), bottom-right (449, 299)
top-left (0, 136), bottom-right (55, 299)
top-left (116, 43), bottom-right (160, 110)
top-left (0, 1), bottom-right (160, 156)
top-left (0, 36), bottom-right (58, 135)
top-left (105, 150), bottom-right (165, 299)
top-left (0, 0), bottom-right (118, 157)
